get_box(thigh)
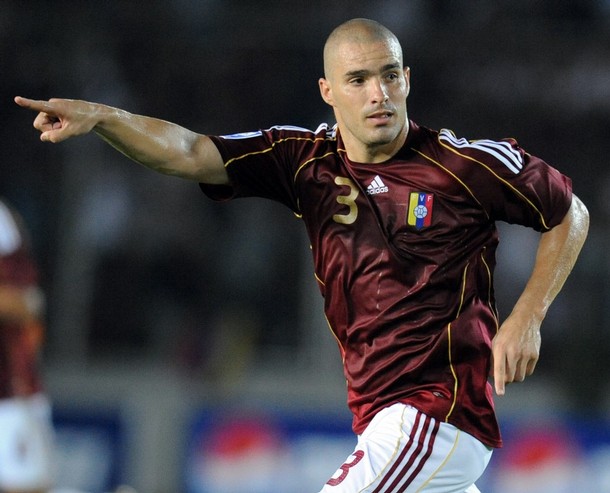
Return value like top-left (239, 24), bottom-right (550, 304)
top-left (0, 394), bottom-right (55, 491)
top-left (318, 403), bottom-right (492, 493)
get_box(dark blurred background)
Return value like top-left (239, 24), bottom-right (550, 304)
top-left (1, 1), bottom-right (609, 492)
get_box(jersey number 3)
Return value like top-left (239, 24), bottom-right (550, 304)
top-left (333, 176), bottom-right (359, 225)
top-left (326, 450), bottom-right (365, 486)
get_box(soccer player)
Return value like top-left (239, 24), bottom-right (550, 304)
top-left (15, 17), bottom-right (589, 493)
top-left (0, 199), bottom-right (54, 493)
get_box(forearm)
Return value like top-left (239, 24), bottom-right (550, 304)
top-left (491, 195), bottom-right (589, 394)
top-left (510, 194), bottom-right (589, 323)
top-left (93, 104), bottom-right (225, 183)
top-left (14, 96), bottom-right (228, 184)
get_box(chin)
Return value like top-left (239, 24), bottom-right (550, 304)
top-left (368, 130), bottom-right (399, 146)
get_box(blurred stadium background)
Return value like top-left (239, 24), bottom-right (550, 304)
top-left (2, 1), bottom-right (609, 492)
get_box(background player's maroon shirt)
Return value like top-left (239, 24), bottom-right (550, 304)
top-left (0, 201), bottom-right (44, 398)
top-left (203, 121), bottom-right (572, 448)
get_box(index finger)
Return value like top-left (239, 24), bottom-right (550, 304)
top-left (493, 349), bottom-right (506, 396)
top-left (14, 96), bottom-right (51, 112)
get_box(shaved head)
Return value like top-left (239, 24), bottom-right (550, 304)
top-left (323, 18), bottom-right (403, 78)
top-left (318, 18), bottom-right (410, 163)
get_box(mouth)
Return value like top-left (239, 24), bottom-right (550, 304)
top-left (366, 110), bottom-right (394, 125)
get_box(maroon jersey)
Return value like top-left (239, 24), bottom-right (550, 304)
top-left (203, 121), bottom-right (572, 448)
top-left (0, 201), bottom-right (44, 398)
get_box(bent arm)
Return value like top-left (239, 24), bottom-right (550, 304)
top-left (510, 193), bottom-right (589, 323)
top-left (492, 193), bottom-right (589, 395)
top-left (14, 96), bottom-right (228, 184)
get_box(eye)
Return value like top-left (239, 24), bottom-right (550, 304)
top-left (349, 77), bottom-right (365, 85)
top-left (384, 72), bottom-right (400, 82)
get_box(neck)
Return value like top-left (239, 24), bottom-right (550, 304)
top-left (340, 119), bottom-right (410, 164)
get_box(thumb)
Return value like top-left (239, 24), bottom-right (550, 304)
top-left (40, 120), bottom-right (69, 143)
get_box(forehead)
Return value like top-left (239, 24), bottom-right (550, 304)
top-left (331, 38), bottom-right (402, 75)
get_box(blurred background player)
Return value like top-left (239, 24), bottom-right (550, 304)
top-left (0, 197), bottom-right (54, 493)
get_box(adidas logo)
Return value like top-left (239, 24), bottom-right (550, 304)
top-left (367, 175), bottom-right (389, 195)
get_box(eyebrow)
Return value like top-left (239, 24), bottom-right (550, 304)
top-left (344, 63), bottom-right (402, 79)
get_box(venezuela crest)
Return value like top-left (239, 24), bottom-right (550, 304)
top-left (407, 192), bottom-right (434, 230)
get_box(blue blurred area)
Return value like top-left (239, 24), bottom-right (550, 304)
top-left (184, 409), bottom-right (610, 493)
top-left (52, 409), bottom-right (124, 493)
top-left (50, 405), bottom-right (610, 493)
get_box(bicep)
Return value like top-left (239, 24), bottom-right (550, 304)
top-left (532, 193), bottom-right (588, 293)
top-left (541, 194), bottom-right (588, 242)
top-left (188, 134), bottom-right (229, 185)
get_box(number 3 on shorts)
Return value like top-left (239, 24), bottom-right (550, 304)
top-left (326, 450), bottom-right (365, 486)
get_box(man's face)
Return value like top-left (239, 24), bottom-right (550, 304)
top-left (319, 37), bottom-right (410, 162)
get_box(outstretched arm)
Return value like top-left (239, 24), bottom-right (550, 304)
top-left (14, 96), bottom-right (228, 185)
top-left (491, 193), bottom-right (589, 395)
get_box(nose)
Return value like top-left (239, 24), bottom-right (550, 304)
top-left (370, 79), bottom-right (389, 104)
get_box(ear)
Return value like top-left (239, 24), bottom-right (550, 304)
top-left (319, 77), bottom-right (334, 106)
top-left (404, 66), bottom-right (411, 98)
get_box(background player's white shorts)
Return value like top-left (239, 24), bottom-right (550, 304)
top-left (0, 393), bottom-right (55, 491)
top-left (319, 403), bottom-right (492, 493)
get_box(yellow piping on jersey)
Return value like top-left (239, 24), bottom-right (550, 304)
top-left (480, 248), bottom-right (500, 334)
top-left (438, 136), bottom-right (551, 230)
top-left (294, 151), bottom-right (337, 183)
top-left (314, 272), bottom-right (346, 361)
top-left (411, 148), bottom-right (490, 221)
top-left (445, 263), bottom-right (469, 422)
top-left (223, 135), bottom-right (329, 168)
top-left (314, 271), bottom-right (325, 286)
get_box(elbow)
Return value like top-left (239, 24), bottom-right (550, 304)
top-left (570, 193), bottom-right (590, 239)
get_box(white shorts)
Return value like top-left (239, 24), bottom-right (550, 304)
top-left (319, 403), bottom-right (492, 493)
top-left (0, 393), bottom-right (55, 491)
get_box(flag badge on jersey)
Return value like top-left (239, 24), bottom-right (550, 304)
top-left (407, 192), bottom-right (434, 229)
